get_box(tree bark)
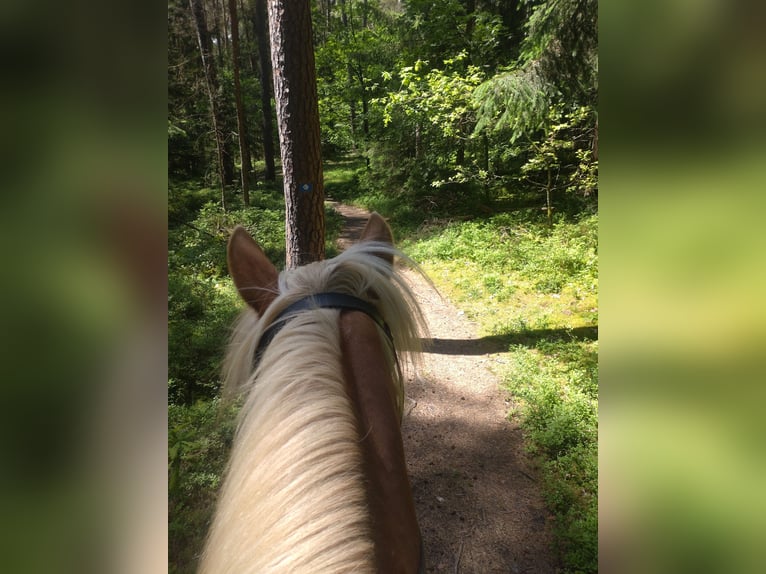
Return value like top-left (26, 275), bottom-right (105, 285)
top-left (254, 0), bottom-right (277, 181)
top-left (592, 117), bottom-right (599, 161)
top-left (227, 0), bottom-right (252, 206)
top-left (267, 0), bottom-right (325, 268)
top-left (189, 0), bottom-right (229, 210)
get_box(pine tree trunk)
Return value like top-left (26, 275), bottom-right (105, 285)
top-left (227, 0), bottom-right (252, 206)
top-left (216, 0), bottom-right (229, 65)
top-left (255, 0), bottom-right (277, 181)
top-left (189, 0), bottom-right (229, 211)
top-left (267, 0), bottom-right (325, 268)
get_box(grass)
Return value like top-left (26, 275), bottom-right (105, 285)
top-left (324, 157), bottom-right (599, 573)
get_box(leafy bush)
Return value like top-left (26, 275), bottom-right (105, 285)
top-left (504, 341), bottom-right (598, 573)
top-left (168, 271), bottom-right (239, 404)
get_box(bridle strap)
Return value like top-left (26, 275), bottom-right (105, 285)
top-left (253, 292), bottom-right (395, 369)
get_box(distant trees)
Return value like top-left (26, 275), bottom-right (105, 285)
top-left (227, 0), bottom-right (252, 206)
top-left (169, 0), bottom-right (279, 207)
top-left (253, 0), bottom-right (277, 181)
top-left (168, 0), bottom-right (597, 219)
top-left (188, 0), bottom-right (233, 209)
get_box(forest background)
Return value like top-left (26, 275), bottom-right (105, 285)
top-left (0, 0), bottom-right (761, 573)
top-left (169, 1), bottom-right (597, 572)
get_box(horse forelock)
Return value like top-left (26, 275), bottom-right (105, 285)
top-left (201, 242), bottom-right (427, 574)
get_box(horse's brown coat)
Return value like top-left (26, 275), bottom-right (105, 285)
top-left (339, 212), bottom-right (422, 572)
top-left (340, 310), bottom-right (423, 574)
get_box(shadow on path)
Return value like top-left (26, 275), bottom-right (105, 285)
top-left (403, 375), bottom-right (559, 573)
top-left (423, 325), bottom-right (598, 355)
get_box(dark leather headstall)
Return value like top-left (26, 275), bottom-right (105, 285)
top-left (253, 292), bottom-right (396, 370)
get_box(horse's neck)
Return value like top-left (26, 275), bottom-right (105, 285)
top-left (339, 311), bottom-right (423, 574)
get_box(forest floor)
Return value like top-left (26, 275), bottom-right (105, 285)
top-left (327, 201), bottom-right (561, 573)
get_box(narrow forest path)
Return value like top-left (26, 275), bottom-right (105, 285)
top-left (327, 201), bottom-right (561, 573)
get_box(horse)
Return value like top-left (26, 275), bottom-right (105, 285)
top-left (199, 213), bottom-right (427, 573)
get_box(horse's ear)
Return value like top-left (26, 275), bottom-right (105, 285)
top-left (360, 212), bottom-right (394, 265)
top-left (360, 212), bottom-right (394, 245)
top-left (227, 226), bottom-right (279, 315)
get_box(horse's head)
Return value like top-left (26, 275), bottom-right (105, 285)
top-left (201, 213), bottom-right (426, 573)
top-left (227, 212), bottom-right (394, 316)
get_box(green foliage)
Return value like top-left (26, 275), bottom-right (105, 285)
top-left (314, 1), bottom-right (401, 158)
top-left (473, 64), bottom-right (551, 139)
top-left (518, 105), bottom-right (598, 199)
top-left (522, 0), bottom-right (598, 104)
top-left (168, 181), bottom-right (289, 404)
top-left (168, 268), bottom-right (239, 404)
top-left (373, 54), bottom-right (489, 195)
top-left (380, 54), bottom-right (484, 137)
top-left (504, 341), bottom-right (598, 573)
top-left (474, 0), bottom-right (597, 142)
top-left (398, 0), bottom-right (469, 64)
top-left (169, 398), bottom-right (239, 574)
top-left (407, 212), bottom-right (598, 296)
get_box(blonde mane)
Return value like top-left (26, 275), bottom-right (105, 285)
top-left (199, 243), bottom-right (427, 573)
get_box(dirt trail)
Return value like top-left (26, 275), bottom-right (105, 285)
top-left (328, 201), bottom-right (560, 573)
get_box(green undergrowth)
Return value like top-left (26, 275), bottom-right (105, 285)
top-left (505, 340), bottom-right (598, 572)
top-left (404, 213), bottom-right (597, 329)
top-left (168, 398), bottom-right (239, 574)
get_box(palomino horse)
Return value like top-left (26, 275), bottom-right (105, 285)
top-left (200, 214), bottom-right (427, 573)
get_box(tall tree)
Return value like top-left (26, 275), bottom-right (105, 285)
top-left (267, 0), bottom-right (325, 268)
top-left (189, 0), bottom-right (231, 209)
top-left (227, 0), bottom-right (253, 205)
top-left (169, 0), bottom-right (209, 179)
top-left (254, 0), bottom-right (277, 181)
top-left (474, 0), bottom-right (598, 142)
